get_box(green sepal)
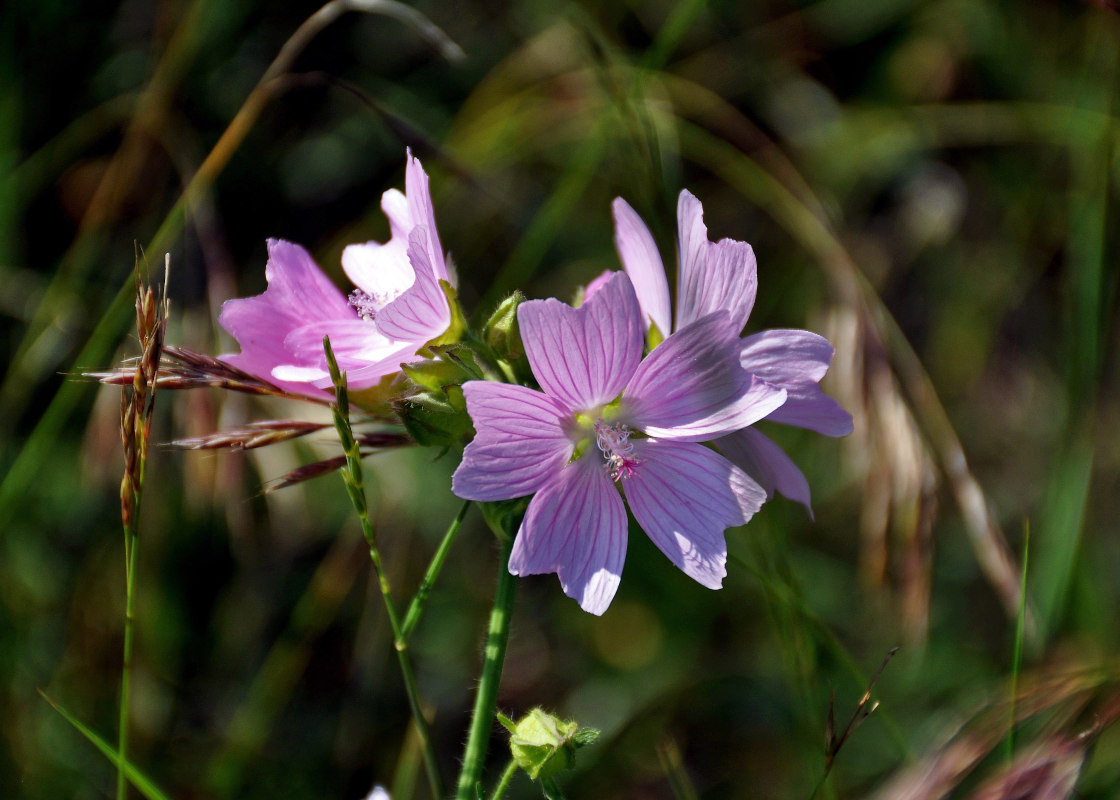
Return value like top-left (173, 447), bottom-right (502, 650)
top-left (482, 291), bottom-right (525, 360)
top-left (402, 356), bottom-right (473, 394)
top-left (503, 708), bottom-right (598, 781)
top-left (394, 389), bottom-right (474, 450)
top-left (429, 280), bottom-right (468, 347)
top-left (477, 497), bottom-right (529, 544)
top-left (646, 319), bottom-right (665, 351)
top-left (348, 372), bottom-right (409, 416)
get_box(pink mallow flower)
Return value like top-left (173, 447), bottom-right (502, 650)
top-left (219, 150), bottom-right (454, 396)
top-left (451, 272), bottom-right (787, 615)
top-left (611, 190), bottom-right (853, 515)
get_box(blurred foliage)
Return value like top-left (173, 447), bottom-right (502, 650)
top-left (2, 0), bottom-right (1120, 798)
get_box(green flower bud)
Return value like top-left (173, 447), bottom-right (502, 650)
top-left (482, 291), bottom-right (525, 360)
top-left (394, 388), bottom-right (473, 450)
top-left (497, 708), bottom-right (599, 781)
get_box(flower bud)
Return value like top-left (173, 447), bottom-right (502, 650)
top-left (394, 386), bottom-right (472, 450)
top-left (482, 291), bottom-right (525, 360)
top-left (498, 708), bottom-right (599, 781)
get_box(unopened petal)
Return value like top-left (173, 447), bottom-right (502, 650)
top-left (624, 439), bottom-right (765, 589)
top-left (519, 271), bottom-right (643, 411)
top-left (716, 427), bottom-right (813, 516)
top-left (612, 197), bottom-right (672, 336)
top-left (452, 383), bottom-right (574, 502)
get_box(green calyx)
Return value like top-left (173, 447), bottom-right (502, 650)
top-left (497, 708), bottom-right (599, 781)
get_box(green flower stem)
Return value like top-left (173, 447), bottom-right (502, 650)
top-left (455, 537), bottom-right (517, 800)
top-left (400, 499), bottom-right (471, 643)
top-left (324, 337), bottom-right (443, 800)
top-left (490, 760), bottom-right (518, 800)
top-left (540, 777), bottom-right (568, 800)
top-left (117, 521), bottom-right (139, 800)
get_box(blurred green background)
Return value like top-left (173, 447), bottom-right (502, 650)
top-left (2, 0), bottom-right (1119, 798)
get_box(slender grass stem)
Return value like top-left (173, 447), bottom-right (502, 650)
top-left (400, 499), bottom-right (471, 643)
top-left (117, 522), bottom-right (140, 800)
top-left (455, 538), bottom-right (516, 800)
top-left (324, 337), bottom-right (443, 800)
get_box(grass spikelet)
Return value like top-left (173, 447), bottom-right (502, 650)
top-left (116, 251), bottom-right (169, 800)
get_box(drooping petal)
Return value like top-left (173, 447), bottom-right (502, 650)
top-left (519, 271), bottom-right (644, 412)
top-left (622, 312), bottom-right (786, 440)
top-left (673, 189), bottom-right (710, 330)
top-left (375, 227), bottom-right (451, 343)
top-left (509, 456), bottom-right (627, 615)
top-left (677, 238), bottom-right (758, 335)
top-left (404, 149), bottom-right (450, 283)
top-left (740, 330), bottom-right (853, 436)
top-left (612, 197), bottom-right (672, 337)
top-left (218, 240), bottom-right (353, 396)
top-left (624, 439), bottom-right (765, 589)
top-left (451, 383), bottom-right (575, 502)
top-left (716, 427), bottom-right (813, 516)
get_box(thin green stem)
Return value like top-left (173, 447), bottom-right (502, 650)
top-left (490, 760), bottom-right (518, 800)
top-left (324, 338), bottom-right (444, 800)
top-left (117, 523), bottom-right (140, 800)
top-left (455, 538), bottom-right (517, 800)
top-left (400, 499), bottom-right (471, 643)
top-left (540, 776), bottom-right (567, 800)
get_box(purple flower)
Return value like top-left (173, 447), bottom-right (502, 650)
top-left (219, 150), bottom-right (454, 395)
top-left (451, 272), bottom-right (787, 614)
top-left (611, 190), bottom-right (853, 515)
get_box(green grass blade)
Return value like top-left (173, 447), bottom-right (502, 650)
top-left (39, 691), bottom-right (173, 800)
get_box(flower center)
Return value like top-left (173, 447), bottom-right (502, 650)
top-left (594, 420), bottom-right (640, 481)
top-left (348, 288), bottom-right (398, 321)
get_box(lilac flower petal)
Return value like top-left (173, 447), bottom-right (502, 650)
top-left (740, 330), bottom-right (853, 436)
top-left (624, 439), bottom-right (765, 589)
top-left (612, 197), bottom-right (671, 336)
top-left (673, 189), bottom-right (710, 330)
top-left (581, 269), bottom-right (615, 303)
top-left (218, 240), bottom-right (353, 396)
top-left (767, 385), bottom-right (853, 436)
top-left (519, 271), bottom-right (643, 411)
top-left (678, 238), bottom-right (758, 335)
top-left (740, 329), bottom-right (834, 384)
top-left (283, 318), bottom-right (420, 390)
top-left (340, 236), bottom-right (412, 300)
top-left (509, 456), bottom-right (627, 615)
top-left (452, 383), bottom-right (575, 502)
top-left (375, 227), bottom-right (451, 343)
top-left (623, 313), bottom-right (786, 440)
top-left (405, 149), bottom-right (449, 283)
top-left (380, 188), bottom-right (411, 240)
top-left (716, 427), bottom-right (813, 516)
